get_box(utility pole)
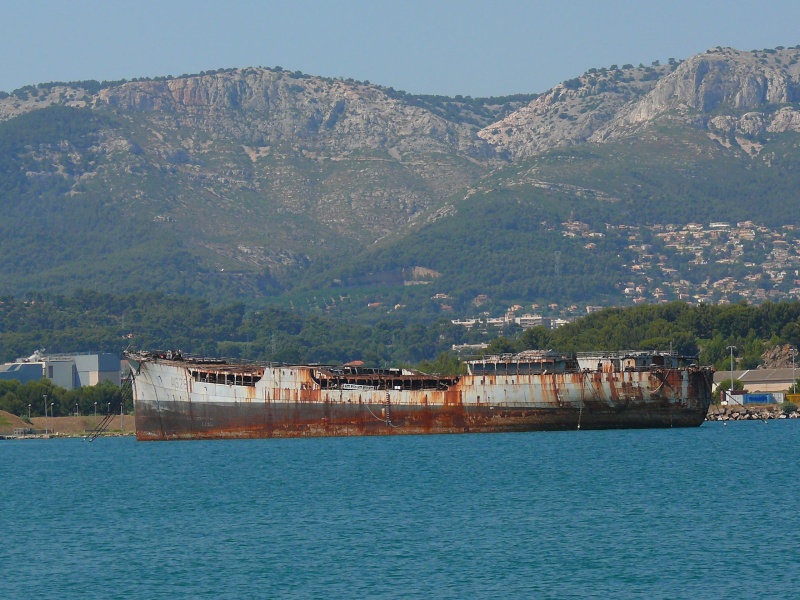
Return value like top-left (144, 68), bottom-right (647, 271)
top-left (725, 345), bottom-right (737, 405)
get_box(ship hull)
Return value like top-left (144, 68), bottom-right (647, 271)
top-left (128, 354), bottom-right (713, 441)
top-left (133, 400), bottom-right (707, 440)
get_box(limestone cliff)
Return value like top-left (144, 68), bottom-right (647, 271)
top-left (595, 47), bottom-right (800, 143)
top-left (477, 63), bottom-right (673, 158)
top-left (479, 47), bottom-right (800, 159)
top-left (6, 47), bottom-right (800, 164)
top-left (95, 68), bottom-right (484, 158)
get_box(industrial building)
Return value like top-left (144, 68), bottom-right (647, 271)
top-left (712, 368), bottom-right (798, 404)
top-left (0, 351), bottom-right (121, 390)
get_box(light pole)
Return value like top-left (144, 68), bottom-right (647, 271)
top-left (27, 404), bottom-right (31, 419)
top-left (792, 347), bottom-right (797, 395)
top-left (43, 394), bottom-right (47, 434)
top-left (107, 402), bottom-right (110, 415)
top-left (725, 345), bottom-right (737, 405)
top-left (51, 403), bottom-right (54, 430)
top-left (75, 403), bottom-right (79, 417)
top-left (94, 402), bottom-right (97, 418)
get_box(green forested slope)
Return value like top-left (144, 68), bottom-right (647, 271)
top-left (0, 291), bottom-right (473, 366)
top-left (513, 127), bottom-right (800, 227)
top-left (4, 293), bottom-right (800, 377)
top-left (296, 188), bottom-right (634, 312)
top-left (0, 106), bottom-right (236, 298)
top-left (291, 122), bottom-right (800, 319)
top-left (485, 301), bottom-right (800, 370)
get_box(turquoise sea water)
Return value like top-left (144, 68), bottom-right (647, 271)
top-left (1, 421), bottom-right (798, 599)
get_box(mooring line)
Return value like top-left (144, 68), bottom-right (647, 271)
top-left (363, 397), bottom-right (404, 428)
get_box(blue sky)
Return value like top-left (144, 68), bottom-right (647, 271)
top-left (2, 0), bottom-right (799, 97)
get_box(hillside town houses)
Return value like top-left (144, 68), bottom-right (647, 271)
top-left (622, 220), bottom-right (800, 304)
top-left (447, 220), bottom-right (800, 331)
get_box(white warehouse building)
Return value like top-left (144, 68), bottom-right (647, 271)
top-left (0, 351), bottom-right (121, 390)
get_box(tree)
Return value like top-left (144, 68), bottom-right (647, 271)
top-left (0, 391), bottom-right (22, 415)
top-left (519, 326), bottom-right (554, 350)
top-left (417, 352), bottom-right (466, 375)
top-left (484, 337), bottom-right (517, 355)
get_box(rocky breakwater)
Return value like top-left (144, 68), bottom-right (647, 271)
top-left (706, 404), bottom-right (799, 421)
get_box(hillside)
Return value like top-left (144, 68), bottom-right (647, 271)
top-left (3, 292), bottom-right (800, 377)
top-left (2, 47), bottom-right (800, 319)
top-left (0, 410), bottom-right (28, 435)
top-left (0, 69), bottom-right (519, 298)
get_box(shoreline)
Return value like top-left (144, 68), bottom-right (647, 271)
top-left (1, 431), bottom-right (134, 440)
top-left (19, 415), bottom-right (136, 438)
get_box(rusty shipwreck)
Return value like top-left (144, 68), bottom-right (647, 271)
top-left (125, 350), bottom-right (714, 440)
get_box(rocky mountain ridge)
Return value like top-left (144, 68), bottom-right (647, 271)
top-left (95, 69), bottom-right (486, 158)
top-left (5, 46), bottom-right (800, 165)
top-left (3, 46), bottom-right (800, 307)
top-left (476, 62), bottom-right (674, 157)
top-left (480, 46), bottom-right (800, 158)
